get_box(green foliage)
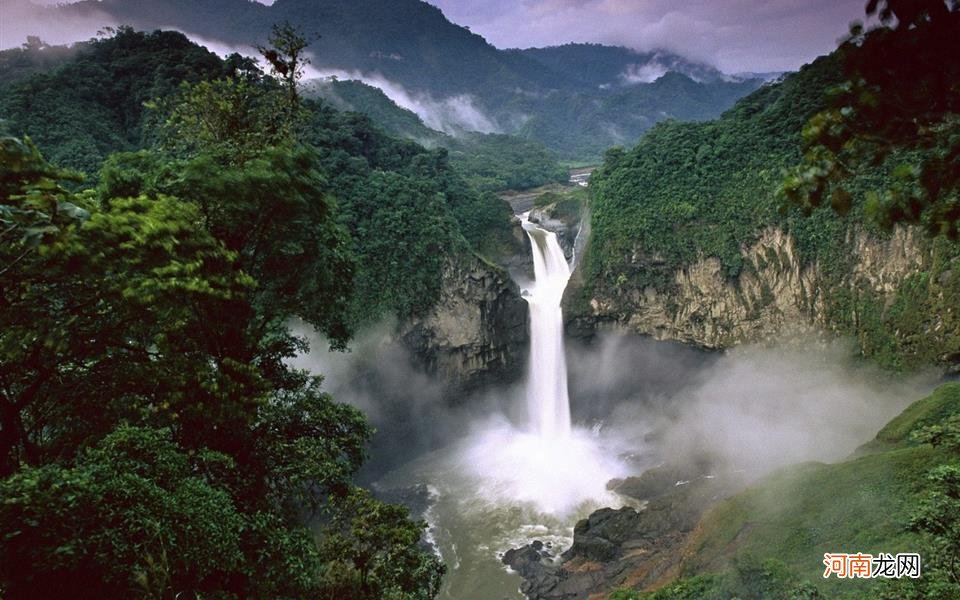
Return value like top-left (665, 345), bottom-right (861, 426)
top-left (0, 36), bottom-right (78, 88)
top-left (867, 383), bottom-right (960, 451)
top-left (307, 79), bottom-right (570, 194)
top-left (254, 377), bottom-right (371, 512)
top-left (782, 1), bottom-right (960, 238)
top-left (512, 72), bottom-right (763, 161)
top-left (0, 136), bottom-right (86, 274)
top-left (0, 426), bottom-right (245, 598)
top-left (339, 169), bottom-right (455, 321)
top-left (447, 133), bottom-right (568, 193)
top-left (36, 0), bottom-right (761, 161)
top-left (666, 383), bottom-right (960, 599)
top-left (1, 143), bottom-right (252, 475)
top-left (307, 78), bottom-right (439, 142)
top-left (881, 404), bottom-right (960, 599)
top-left (534, 187), bottom-right (586, 220)
top-left (614, 385), bottom-right (960, 599)
top-left (583, 41), bottom-right (960, 370)
top-left (296, 101), bottom-right (513, 322)
top-left (317, 488), bottom-right (445, 600)
top-left (257, 21), bottom-right (315, 112)
top-left (0, 126), bottom-right (443, 597)
top-left (99, 144), bottom-right (356, 346)
top-left (585, 54), bottom-right (846, 292)
top-left (1, 29), bottom-right (517, 330)
top-left (610, 558), bottom-right (821, 600)
top-left (151, 76), bottom-right (290, 163)
top-left (0, 28), bottom-right (227, 175)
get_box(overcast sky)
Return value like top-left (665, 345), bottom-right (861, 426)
top-left (426, 0), bottom-right (869, 73)
top-left (19, 0), bottom-right (872, 74)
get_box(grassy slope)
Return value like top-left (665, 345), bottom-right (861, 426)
top-left (672, 383), bottom-right (960, 599)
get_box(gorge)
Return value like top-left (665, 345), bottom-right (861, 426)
top-left (2, 2), bottom-right (959, 599)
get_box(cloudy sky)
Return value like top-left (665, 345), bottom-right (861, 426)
top-left (425, 0), bottom-right (869, 73)
top-left (14, 0), bottom-right (871, 74)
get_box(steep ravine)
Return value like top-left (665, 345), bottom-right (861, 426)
top-left (496, 220), bottom-right (958, 600)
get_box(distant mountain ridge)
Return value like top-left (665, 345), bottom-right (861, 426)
top-left (23, 0), bottom-right (764, 158)
top-left (514, 44), bottom-right (736, 88)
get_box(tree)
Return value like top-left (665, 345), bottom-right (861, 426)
top-left (0, 427), bottom-right (245, 599)
top-left (1, 135), bottom-right (443, 598)
top-left (0, 136), bottom-right (85, 277)
top-left (781, 0), bottom-right (960, 237)
top-left (317, 487), bottom-right (445, 600)
top-left (97, 144), bottom-right (356, 348)
top-left (0, 137), bottom-right (253, 476)
top-left (258, 21), bottom-right (316, 114)
top-left (150, 77), bottom-right (289, 164)
top-left (881, 416), bottom-right (960, 599)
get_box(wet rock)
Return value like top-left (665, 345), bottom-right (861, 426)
top-left (506, 466), bottom-right (742, 599)
top-left (399, 252), bottom-right (528, 399)
top-left (529, 202), bottom-right (581, 261)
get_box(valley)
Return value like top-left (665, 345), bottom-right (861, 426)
top-left (1, 1), bottom-right (958, 600)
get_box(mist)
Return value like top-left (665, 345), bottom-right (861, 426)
top-left (1, 0), bottom-right (116, 50)
top-left (304, 67), bottom-right (500, 135)
top-left (290, 322), bottom-right (937, 500)
top-left (429, 0), bottom-right (870, 73)
top-left (588, 336), bottom-right (938, 479)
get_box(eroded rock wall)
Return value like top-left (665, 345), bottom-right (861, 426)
top-left (399, 252), bottom-right (528, 397)
top-left (568, 225), bottom-right (958, 367)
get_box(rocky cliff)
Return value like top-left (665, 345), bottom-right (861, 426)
top-left (568, 224), bottom-right (960, 371)
top-left (399, 251), bottom-right (528, 396)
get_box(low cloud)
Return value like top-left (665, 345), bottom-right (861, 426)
top-left (290, 321), bottom-right (938, 502)
top-left (586, 335), bottom-right (939, 478)
top-left (620, 61), bottom-right (670, 84)
top-left (1, 0), bottom-right (115, 50)
top-left (429, 0), bottom-right (870, 73)
top-left (306, 67), bottom-right (500, 135)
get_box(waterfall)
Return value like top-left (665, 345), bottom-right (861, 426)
top-left (520, 214), bottom-right (572, 438)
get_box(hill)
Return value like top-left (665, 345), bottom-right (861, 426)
top-left (514, 44), bottom-right (735, 87)
top-left (11, 0), bottom-right (763, 160)
top-left (575, 50), bottom-right (960, 372)
top-left (0, 28), bottom-right (520, 332)
top-left (600, 383), bottom-right (960, 600)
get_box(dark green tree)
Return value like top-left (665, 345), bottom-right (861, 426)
top-left (781, 0), bottom-right (960, 237)
top-left (880, 416), bottom-right (960, 599)
top-left (0, 426), bottom-right (246, 598)
top-left (258, 21), bottom-right (316, 114)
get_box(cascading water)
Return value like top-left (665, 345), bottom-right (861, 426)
top-left (520, 215), bottom-right (572, 438)
top-left (373, 208), bottom-right (629, 600)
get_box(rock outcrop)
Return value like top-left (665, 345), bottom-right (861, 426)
top-left (529, 202), bottom-right (582, 261)
top-left (399, 252), bottom-right (528, 397)
top-left (568, 225), bottom-right (959, 368)
top-left (504, 464), bottom-right (743, 599)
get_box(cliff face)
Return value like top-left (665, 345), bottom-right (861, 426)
top-left (399, 252), bottom-right (528, 396)
top-left (569, 224), bottom-right (960, 370)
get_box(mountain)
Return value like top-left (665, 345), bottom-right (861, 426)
top-left (514, 43), bottom-right (733, 87)
top-left (16, 0), bottom-right (763, 160)
top-left (572, 50), bottom-right (960, 373)
top-left (306, 78), bottom-right (441, 142)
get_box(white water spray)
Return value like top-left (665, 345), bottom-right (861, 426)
top-left (520, 214), bottom-right (573, 438)
top-left (371, 209), bottom-right (630, 598)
